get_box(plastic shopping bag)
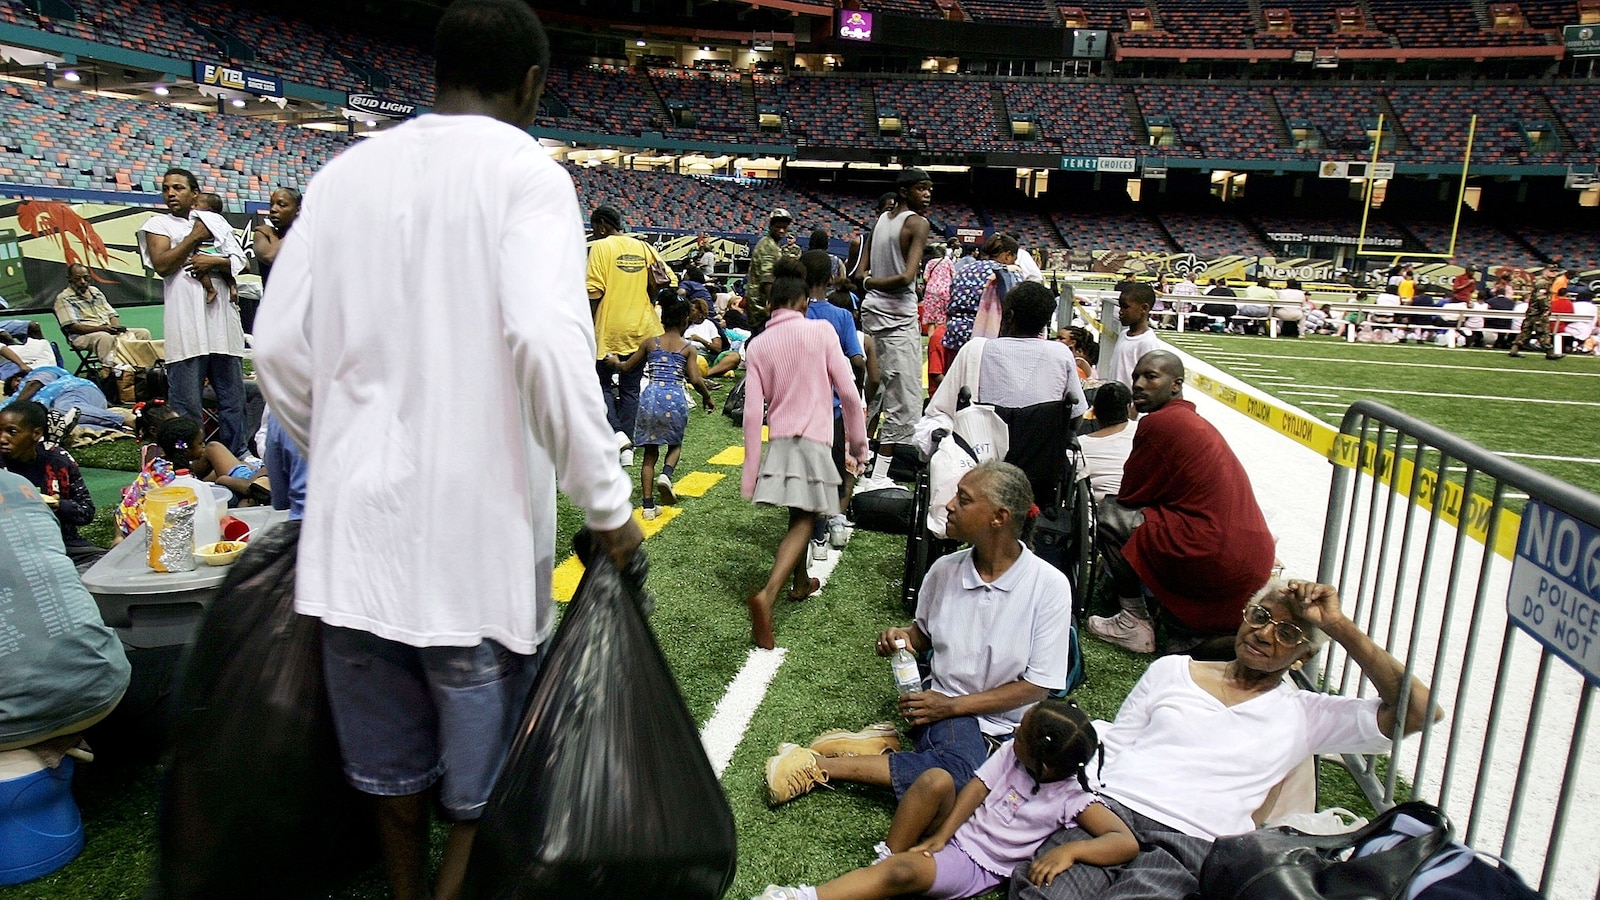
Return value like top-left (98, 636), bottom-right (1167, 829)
top-left (153, 521), bottom-right (376, 899)
top-left (463, 530), bottom-right (737, 900)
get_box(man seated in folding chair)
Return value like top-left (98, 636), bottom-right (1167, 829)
top-left (53, 263), bottom-right (160, 375)
top-left (1089, 350), bottom-right (1276, 658)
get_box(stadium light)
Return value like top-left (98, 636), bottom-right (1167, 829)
top-left (230, 97), bottom-right (246, 108)
top-left (153, 84), bottom-right (169, 96)
top-left (62, 70), bottom-right (79, 82)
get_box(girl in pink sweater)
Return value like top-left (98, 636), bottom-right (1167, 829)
top-left (743, 258), bottom-right (869, 649)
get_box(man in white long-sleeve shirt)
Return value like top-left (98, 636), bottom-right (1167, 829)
top-left (252, 3), bottom-right (642, 898)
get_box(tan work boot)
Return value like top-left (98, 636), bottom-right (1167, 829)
top-left (765, 742), bottom-right (829, 806)
top-left (809, 722), bottom-right (901, 758)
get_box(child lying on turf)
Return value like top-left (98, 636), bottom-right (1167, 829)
top-left (754, 699), bottom-right (1138, 900)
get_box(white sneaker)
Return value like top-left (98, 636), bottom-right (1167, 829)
top-left (642, 506), bottom-right (660, 521)
top-left (620, 449), bottom-right (634, 468)
top-left (1086, 610), bottom-right (1157, 654)
top-left (811, 539), bottom-right (829, 561)
top-left (753, 886), bottom-right (807, 900)
top-left (854, 475), bottom-right (899, 495)
top-left (614, 430), bottom-right (633, 451)
top-left (656, 473), bottom-right (676, 504)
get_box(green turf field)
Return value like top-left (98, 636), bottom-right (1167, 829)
top-left (1164, 332), bottom-right (1600, 497)
top-left (12, 319), bottom-right (1566, 899)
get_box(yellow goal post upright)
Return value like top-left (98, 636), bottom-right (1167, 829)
top-left (1356, 112), bottom-right (1480, 264)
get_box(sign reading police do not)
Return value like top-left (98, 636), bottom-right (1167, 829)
top-left (1507, 500), bottom-right (1600, 685)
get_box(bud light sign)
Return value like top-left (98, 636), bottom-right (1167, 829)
top-left (839, 10), bottom-right (873, 41)
top-left (1507, 499), bottom-right (1600, 685)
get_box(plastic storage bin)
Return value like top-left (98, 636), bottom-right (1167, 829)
top-left (0, 752), bottom-right (82, 885)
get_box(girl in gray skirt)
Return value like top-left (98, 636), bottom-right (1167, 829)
top-left (740, 258), bottom-right (869, 650)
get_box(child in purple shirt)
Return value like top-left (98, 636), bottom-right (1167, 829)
top-left (754, 700), bottom-right (1138, 900)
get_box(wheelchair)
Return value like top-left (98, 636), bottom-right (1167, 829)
top-left (897, 391), bottom-right (1098, 620)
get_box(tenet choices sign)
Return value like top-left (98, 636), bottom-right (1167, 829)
top-left (1508, 499), bottom-right (1600, 685)
top-left (838, 10), bottom-right (873, 41)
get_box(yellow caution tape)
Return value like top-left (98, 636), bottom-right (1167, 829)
top-left (1185, 371), bottom-right (1520, 560)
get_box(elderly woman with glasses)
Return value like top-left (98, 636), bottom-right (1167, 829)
top-left (1012, 577), bottom-right (1440, 900)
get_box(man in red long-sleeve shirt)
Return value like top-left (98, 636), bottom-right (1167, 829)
top-left (1087, 350), bottom-right (1276, 657)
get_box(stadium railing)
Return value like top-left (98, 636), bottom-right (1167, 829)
top-left (1316, 400), bottom-right (1600, 898)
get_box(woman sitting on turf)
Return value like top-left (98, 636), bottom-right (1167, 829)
top-left (764, 462), bottom-right (1072, 812)
top-left (154, 416), bottom-right (270, 504)
top-left (754, 699), bottom-right (1138, 900)
top-left (1013, 578), bottom-right (1440, 900)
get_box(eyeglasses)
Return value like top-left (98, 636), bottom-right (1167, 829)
top-left (1243, 604), bottom-right (1307, 647)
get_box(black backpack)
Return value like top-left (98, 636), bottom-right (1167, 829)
top-left (722, 377), bottom-right (746, 427)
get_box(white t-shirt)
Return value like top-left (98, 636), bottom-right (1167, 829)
top-left (1094, 655), bottom-right (1391, 839)
top-left (255, 114), bottom-right (634, 654)
top-left (1078, 420), bottom-right (1137, 501)
top-left (685, 319), bottom-right (720, 348)
top-left (974, 338), bottom-right (1088, 418)
top-left (13, 338), bottom-right (56, 370)
top-left (1102, 326), bottom-right (1163, 389)
top-left (138, 211), bottom-right (246, 363)
top-left (915, 546), bottom-right (1072, 735)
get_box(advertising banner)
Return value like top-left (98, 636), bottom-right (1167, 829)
top-left (347, 93), bottom-right (419, 120)
top-left (193, 61), bottom-right (283, 97)
top-left (838, 10), bottom-right (873, 41)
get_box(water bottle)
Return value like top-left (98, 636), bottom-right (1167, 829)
top-left (890, 639), bottom-right (921, 696)
top-left (171, 469), bottom-right (221, 549)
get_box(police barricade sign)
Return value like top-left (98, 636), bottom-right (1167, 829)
top-left (1506, 499), bottom-right (1600, 685)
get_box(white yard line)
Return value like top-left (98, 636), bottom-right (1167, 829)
top-left (699, 543), bottom-right (848, 777)
top-left (1208, 352), bottom-right (1600, 378)
top-left (1494, 451), bottom-right (1600, 465)
top-left (1290, 384), bottom-right (1600, 407)
top-left (700, 648), bottom-right (788, 778)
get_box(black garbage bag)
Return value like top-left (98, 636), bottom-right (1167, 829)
top-left (463, 530), bottom-right (737, 900)
top-left (152, 521), bottom-right (377, 899)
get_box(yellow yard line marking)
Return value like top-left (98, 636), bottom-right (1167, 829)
top-left (553, 505), bottom-right (684, 602)
top-left (673, 471), bottom-right (724, 497)
top-left (708, 446), bottom-right (745, 466)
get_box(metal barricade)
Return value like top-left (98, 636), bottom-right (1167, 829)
top-left (1316, 400), bottom-right (1599, 898)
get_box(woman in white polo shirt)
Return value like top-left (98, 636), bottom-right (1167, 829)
top-left (764, 461), bottom-right (1073, 807)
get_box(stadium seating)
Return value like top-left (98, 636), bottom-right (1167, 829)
top-left (542, 64), bottom-right (665, 137)
top-left (1050, 209), bottom-right (1174, 254)
top-left (755, 76), bottom-right (888, 147)
top-left (1134, 85), bottom-right (1280, 158)
top-left (1160, 211), bottom-right (1272, 258)
top-left (958, 0), bottom-right (1058, 26)
top-left (984, 206), bottom-right (1062, 250)
top-left (1366, 0), bottom-right (1554, 47)
top-left (871, 80), bottom-right (1017, 151)
top-left (1511, 225), bottom-right (1600, 272)
top-left (859, 0), bottom-right (946, 18)
top-left (0, 83), bottom-right (349, 206)
top-left (1387, 85), bottom-right (1559, 164)
top-left (1251, 0), bottom-right (1396, 48)
top-left (1403, 218), bottom-right (1544, 271)
top-left (1118, 0), bottom-right (1254, 48)
top-left (1000, 82), bottom-right (1140, 155)
top-left (649, 68), bottom-right (755, 138)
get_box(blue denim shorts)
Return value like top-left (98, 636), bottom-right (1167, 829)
top-left (320, 624), bottom-right (541, 820)
top-left (887, 715), bottom-right (992, 799)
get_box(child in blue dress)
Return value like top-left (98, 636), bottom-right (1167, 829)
top-left (608, 298), bottom-right (715, 519)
